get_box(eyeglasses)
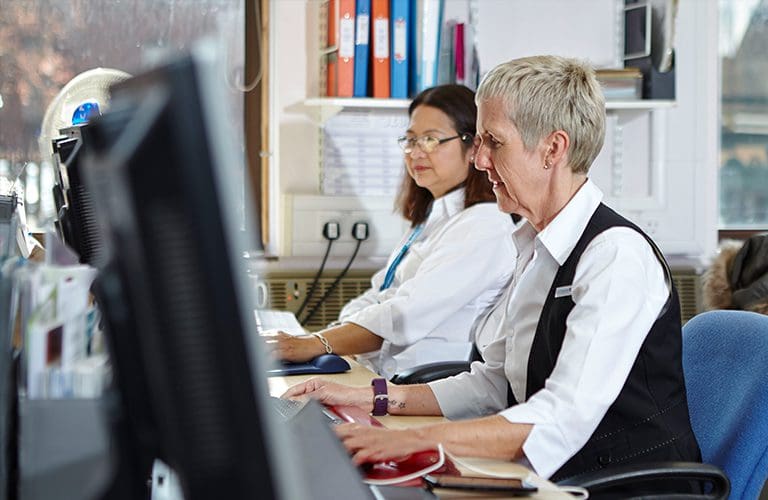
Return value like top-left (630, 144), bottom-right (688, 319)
top-left (396, 133), bottom-right (470, 154)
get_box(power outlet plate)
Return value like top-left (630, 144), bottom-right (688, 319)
top-left (289, 194), bottom-right (408, 258)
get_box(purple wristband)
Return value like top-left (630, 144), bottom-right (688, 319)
top-left (371, 378), bottom-right (388, 416)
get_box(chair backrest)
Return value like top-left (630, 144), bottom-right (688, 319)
top-left (683, 310), bottom-right (768, 500)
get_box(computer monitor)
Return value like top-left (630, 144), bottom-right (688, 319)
top-left (50, 120), bottom-right (128, 266)
top-left (83, 43), bottom-right (320, 500)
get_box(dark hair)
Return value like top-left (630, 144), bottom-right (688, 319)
top-left (395, 84), bottom-right (495, 226)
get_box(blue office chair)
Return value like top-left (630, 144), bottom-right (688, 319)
top-left (561, 310), bottom-right (768, 499)
top-left (683, 310), bottom-right (768, 498)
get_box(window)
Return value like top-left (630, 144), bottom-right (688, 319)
top-left (0, 0), bottom-right (244, 229)
top-left (720, 0), bottom-right (768, 230)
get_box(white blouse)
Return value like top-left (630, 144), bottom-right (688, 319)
top-left (340, 188), bottom-right (516, 379)
top-left (429, 180), bottom-right (669, 479)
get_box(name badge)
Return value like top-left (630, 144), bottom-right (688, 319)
top-left (554, 285), bottom-right (573, 298)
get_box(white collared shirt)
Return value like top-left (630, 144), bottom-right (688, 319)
top-left (429, 180), bottom-right (669, 479)
top-left (340, 188), bottom-right (516, 379)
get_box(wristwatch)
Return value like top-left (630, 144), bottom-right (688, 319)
top-left (371, 378), bottom-right (388, 416)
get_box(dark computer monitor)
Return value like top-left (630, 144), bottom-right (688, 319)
top-left (82, 44), bottom-right (310, 500)
top-left (50, 121), bottom-right (128, 266)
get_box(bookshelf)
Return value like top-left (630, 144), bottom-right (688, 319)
top-left (303, 97), bottom-right (676, 122)
top-left (305, 97), bottom-right (676, 110)
top-left (304, 97), bottom-right (410, 109)
top-left (272, 0), bottom-right (718, 261)
top-left (303, 97), bottom-right (409, 122)
top-left (605, 100), bottom-right (676, 110)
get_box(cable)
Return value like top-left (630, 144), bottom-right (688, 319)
top-left (297, 227), bottom-right (368, 326)
top-left (295, 229), bottom-right (335, 320)
top-left (301, 238), bottom-right (363, 327)
top-left (228, 0), bottom-right (263, 92)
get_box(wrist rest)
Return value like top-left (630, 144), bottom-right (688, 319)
top-left (266, 353), bottom-right (351, 376)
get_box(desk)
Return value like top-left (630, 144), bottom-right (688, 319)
top-left (269, 359), bottom-right (572, 499)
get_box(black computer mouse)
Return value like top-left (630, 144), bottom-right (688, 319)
top-left (309, 354), bottom-right (351, 373)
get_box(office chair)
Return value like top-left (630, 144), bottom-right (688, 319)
top-left (389, 361), bottom-right (473, 385)
top-left (389, 346), bottom-right (482, 385)
top-left (561, 309), bottom-right (768, 499)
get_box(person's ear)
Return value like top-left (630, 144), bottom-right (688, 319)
top-left (544, 130), bottom-right (570, 167)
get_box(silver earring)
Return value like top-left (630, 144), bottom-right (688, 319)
top-left (470, 155), bottom-right (475, 162)
top-left (544, 162), bottom-right (551, 170)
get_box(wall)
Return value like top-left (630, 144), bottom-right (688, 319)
top-left (269, 0), bottom-right (719, 266)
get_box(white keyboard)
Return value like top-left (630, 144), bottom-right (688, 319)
top-left (255, 309), bottom-right (306, 336)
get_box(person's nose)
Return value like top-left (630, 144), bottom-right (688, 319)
top-left (474, 142), bottom-right (490, 171)
top-left (408, 144), bottom-right (427, 159)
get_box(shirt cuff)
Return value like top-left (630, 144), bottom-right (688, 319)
top-left (499, 405), bottom-right (569, 479)
top-left (428, 378), bottom-right (468, 419)
top-left (344, 306), bottom-right (391, 341)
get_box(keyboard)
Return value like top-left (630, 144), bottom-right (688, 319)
top-left (255, 309), bottom-right (306, 336)
top-left (269, 397), bottom-right (343, 425)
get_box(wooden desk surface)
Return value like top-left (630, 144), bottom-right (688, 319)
top-left (269, 359), bottom-right (572, 499)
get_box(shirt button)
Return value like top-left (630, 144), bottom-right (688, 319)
top-left (382, 359), bottom-right (397, 378)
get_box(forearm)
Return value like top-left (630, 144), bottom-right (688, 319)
top-left (338, 382), bottom-right (442, 416)
top-left (416, 415), bottom-right (532, 461)
top-left (272, 323), bottom-right (384, 363)
top-left (386, 384), bottom-right (442, 416)
top-left (318, 323), bottom-right (383, 356)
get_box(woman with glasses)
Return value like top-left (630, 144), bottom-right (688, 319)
top-left (268, 84), bottom-right (516, 379)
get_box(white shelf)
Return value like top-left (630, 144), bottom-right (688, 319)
top-left (305, 97), bottom-right (676, 114)
top-left (304, 97), bottom-right (410, 109)
top-left (605, 99), bottom-right (676, 110)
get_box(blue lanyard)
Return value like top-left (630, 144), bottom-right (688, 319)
top-left (380, 224), bottom-right (424, 291)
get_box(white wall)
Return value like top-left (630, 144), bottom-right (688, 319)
top-left (270, 0), bottom-right (719, 265)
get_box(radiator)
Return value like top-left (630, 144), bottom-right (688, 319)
top-left (671, 268), bottom-right (703, 324)
top-left (265, 269), bottom-right (702, 331)
top-left (265, 276), bottom-right (373, 331)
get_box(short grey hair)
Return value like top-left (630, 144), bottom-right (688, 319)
top-left (476, 55), bottom-right (605, 174)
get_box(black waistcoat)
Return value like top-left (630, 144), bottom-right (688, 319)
top-left (525, 203), bottom-right (701, 482)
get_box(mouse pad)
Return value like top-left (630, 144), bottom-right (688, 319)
top-left (265, 355), bottom-right (351, 376)
top-left (363, 449), bottom-right (460, 487)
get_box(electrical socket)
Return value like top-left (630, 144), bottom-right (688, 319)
top-left (290, 195), bottom-right (410, 257)
top-left (323, 221), bottom-right (340, 240)
top-left (352, 221), bottom-right (369, 241)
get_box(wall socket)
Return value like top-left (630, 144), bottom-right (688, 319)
top-left (289, 194), bottom-right (408, 258)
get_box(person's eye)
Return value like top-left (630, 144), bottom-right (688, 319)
top-left (489, 137), bottom-right (503, 148)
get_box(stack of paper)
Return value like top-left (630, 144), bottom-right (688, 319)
top-left (322, 109), bottom-right (407, 196)
top-left (597, 68), bottom-right (643, 100)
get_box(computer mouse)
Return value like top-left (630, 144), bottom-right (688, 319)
top-left (309, 354), bottom-right (351, 373)
top-left (267, 354), bottom-right (351, 376)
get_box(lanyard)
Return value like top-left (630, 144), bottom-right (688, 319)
top-left (380, 224), bottom-right (424, 291)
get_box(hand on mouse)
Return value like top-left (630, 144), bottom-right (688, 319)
top-left (262, 331), bottom-right (325, 363)
top-left (335, 424), bottom-right (437, 466)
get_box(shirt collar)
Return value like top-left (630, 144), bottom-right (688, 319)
top-left (427, 187), bottom-right (465, 224)
top-left (511, 179), bottom-right (604, 265)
